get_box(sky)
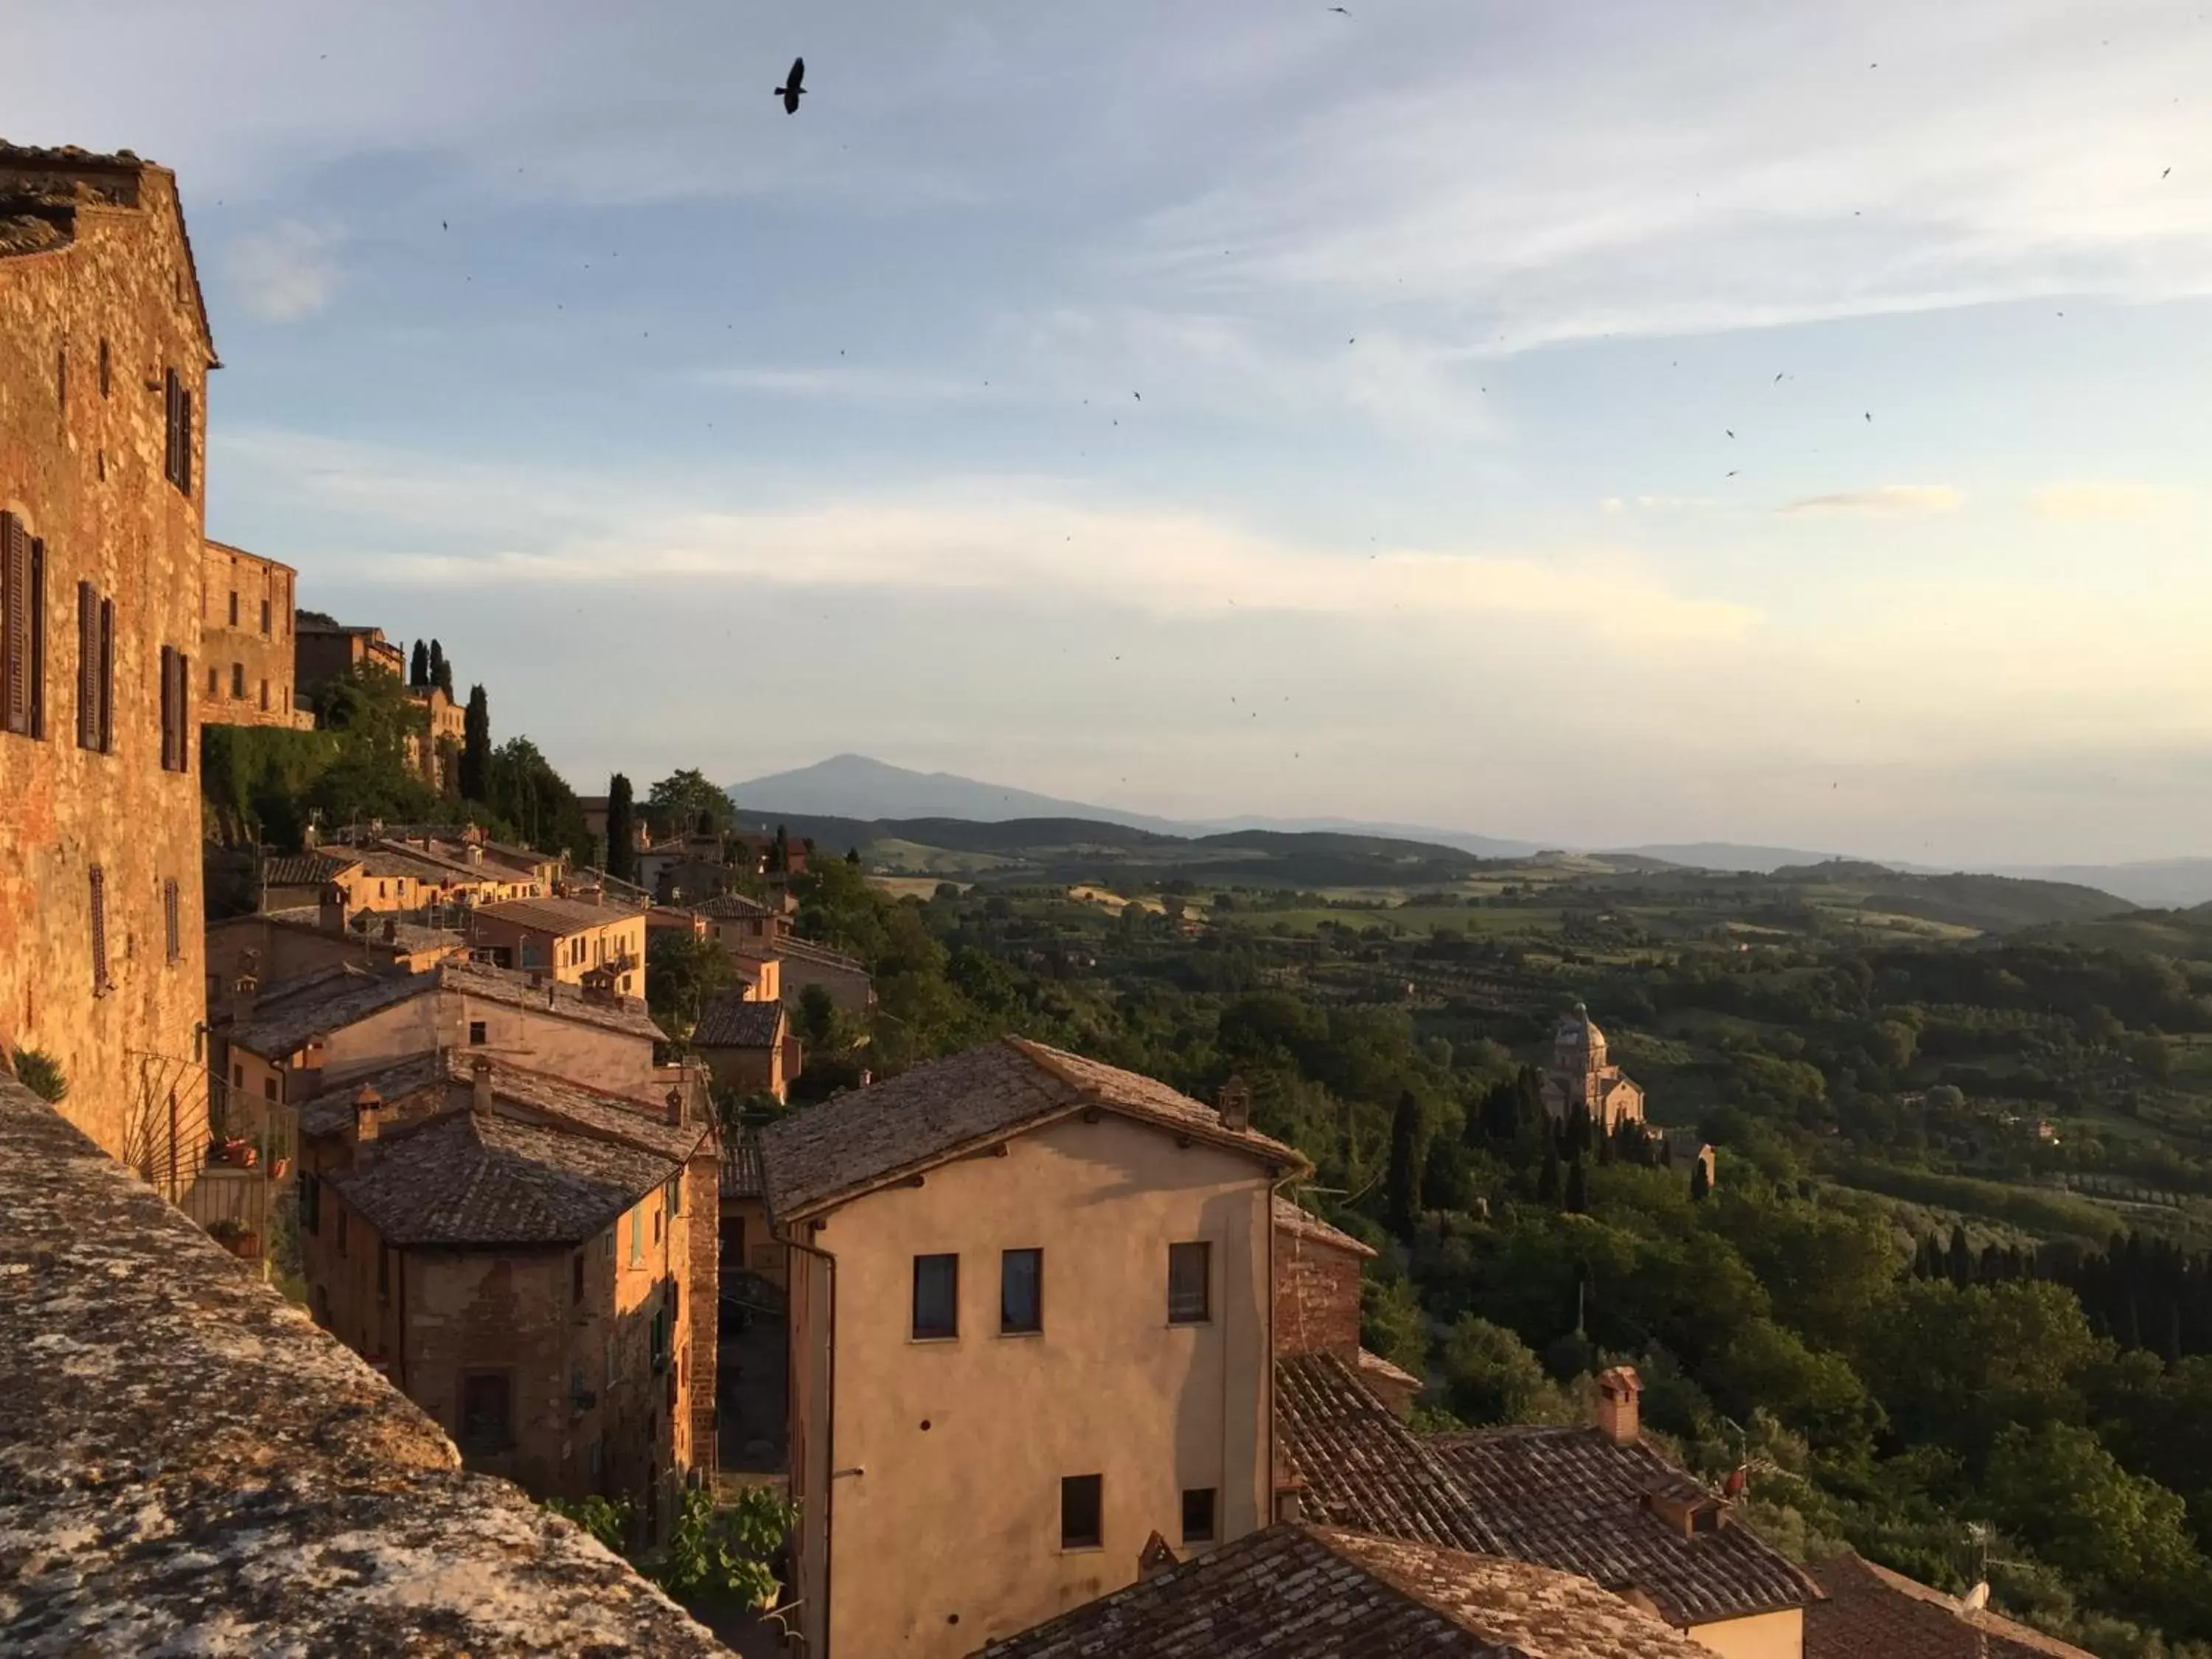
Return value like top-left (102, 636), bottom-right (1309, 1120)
top-left (16, 0), bottom-right (2212, 866)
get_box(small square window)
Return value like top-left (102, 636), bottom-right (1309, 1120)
top-left (1001, 1248), bottom-right (1043, 1335)
top-left (1060, 1474), bottom-right (1102, 1549)
top-left (459, 1371), bottom-right (512, 1453)
top-left (912, 1253), bottom-right (959, 1340)
top-left (468, 1020), bottom-right (487, 1046)
top-left (1168, 1241), bottom-right (1211, 1324)
top-left (1181, 1486), bottom-right (1217, 1544)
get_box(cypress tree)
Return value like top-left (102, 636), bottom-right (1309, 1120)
top-left (605, 773), bottom-right (636, 884)
top-left (1689, 1155), bottom-right (1711, 1203)
top-left (1385, 1089), bottom-right (1422, 1237)
top-left (431, 640), bottom-right (455, 698)
top-left (1565, 1155), bottom-right (1588, 1215)
top-left (409, 639), bottom-right (429, 686)
top-left (1537, 1139), bottom-right (1562, 1203)
top-left (459, 684), bottom-right (491, 801)
top-left (1947, 1224), bottom-right (1973, 1288)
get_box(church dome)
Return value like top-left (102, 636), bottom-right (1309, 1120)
top-left (1554, 1002), bottom-right (1604, 1049)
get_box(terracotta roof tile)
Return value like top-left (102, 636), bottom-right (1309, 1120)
top-left (1806, 1553), bottom-right (2094, 1659)
top-left (974, 1523), bottom-right (1712, 1659)
top-left (1276, 1192), bottom-right (1379, 1258)
top-left (1427, 1426), bottom-right (1820, 1627)
top-left (759, 1037), bottom-right (1304, 1219)
top-left (474, 895), bottom-right (638, 935)
top-left (692, 993), bottom-right (786, 1049)
top-left (260, 852), bottom-right (361, 887)
top-left (327, 1110), bottom-right (678, 1247)
top-left (1276, 1352), bottom-right (1503, 1555)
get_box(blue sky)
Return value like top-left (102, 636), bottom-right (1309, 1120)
top-left (18, 0), bottom-right (2212, 863)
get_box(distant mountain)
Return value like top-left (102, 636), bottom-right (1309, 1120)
top-left (1194, 815), bottom-right (1543, 860)
top-left (1994, 859), bottom-right (2212, 910)
top-left (728, 755), bottom-right (1200, 837)
top-left (1610, 842), bottom-right (1864, 874)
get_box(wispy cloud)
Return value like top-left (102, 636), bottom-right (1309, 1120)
top-left (698, 365), bottom-right (986, 403)
top-left (225, 220), bottom-right (341, 321)
top-left (2028, 482), bottom-right (2193, 522)
top-left (1779, 485), bottom-right (1964, 518)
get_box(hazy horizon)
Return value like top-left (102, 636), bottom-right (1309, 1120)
top-left (16, 0), bottom-right (2212, 867)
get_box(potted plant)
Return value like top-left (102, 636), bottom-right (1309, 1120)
top-left (206, 1217), bottom-right (260, 1259)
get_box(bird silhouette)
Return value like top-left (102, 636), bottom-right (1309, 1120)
top-left (776, 58), bottom-right (807, 114)
top-left (1329, 5), bottom-right (1351, 12)
top-left (2164, 167), bottom-right (2174, 178)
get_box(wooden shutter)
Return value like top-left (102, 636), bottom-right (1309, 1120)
top-left (89, 864), bottom-right (108, 992)
top-left (178, 389), bottom-right (194, 498)
top-left (164, 877), bottom-right (181, 963)
top-left (2, 513), bottom-right (27, 736)
top-left (28, 539), bottom-right (43, 740)
top-left (98, 597), bottom-right (112, 753)
top-left (77, 583), bottom-right (97, 748)
top-left (159, 644), bottom-right (177, 771)
top-left (164, 369), bottom-right (181, 487)
top-left (173, 651), bottom-right (190, 771)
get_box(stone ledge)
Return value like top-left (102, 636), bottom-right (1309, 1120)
top-left (0, 1074), bottom-right (731, 1656)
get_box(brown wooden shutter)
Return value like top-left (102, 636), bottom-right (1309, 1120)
top-left (1, 513), bottom-right (27, 736)
top-left (76, 582), bottom-right (96, 748)
top-left (179, 388), bottom-right (194, 498)
top-left (97, 596), bottom-right (113, 753)
top-left (174, 650), bottom-right (190, 771)
top-left (159, 644), bottom-right (176, 771)
top-left (28, 539), bottom-right (44, 740)
top-left (89, 864), bottom-right (108, 992)
top-left (164, 368), bottom-right (181, 486)
top-left (164, 877), bottom-right (181, 963)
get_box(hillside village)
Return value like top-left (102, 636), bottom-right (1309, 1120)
top-left (2, 139), bottom-right (2198, 1659)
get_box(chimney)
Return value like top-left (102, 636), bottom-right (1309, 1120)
top-left (228, 971), bottom-right (260, 1027)
top-left (1138, 1531), bottom-right (1179, 1582)
top-left (352, 1085), bottom-right (383, 1159)
top-left (665, 1086), bottom-right (686, 1128)
top-left (319, 882), bottom-right (351, 936)
top-left (382, 917), bottom-right (397, 943)
top-left (1595, 1366), bottom-right (1642, 1447)
top-left (1217, 1075), bottom-right (1252, 1132)
top-left (471, 1055), bottom-right (494, 1115)
top-left (464, 844), bottom-right (483, 866)
top-left (1273, 1478), bottom-right (1307, 1524)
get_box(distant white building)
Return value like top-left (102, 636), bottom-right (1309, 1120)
top-left (1540, 1003), bottom-right (1648, 1133)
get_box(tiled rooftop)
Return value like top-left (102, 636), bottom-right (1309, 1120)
top-left (759, 1037), bottom-right (1305, 1218)
top-left (1427, 1425), bottom-right (1821, 1627)
top-left (974, 1523), bottom-right (1712, 1659)
top-left (229, 957), bottom-right (661, 1059)
top-left (1276, 1192), bottom-right (1379, 1257)
top-left (475, 894), bottom-right (639, 935)
top-left (1276, 1351), bottom-right (1501, 1554)
top-left (1806, 1553), bottom-right (2093, 1659)
top-left (260, 851), bottom-right (362, 887)
top-left (695, 892), bottom-right (776, 919)
top-left (328, 1108), bottom-right (681, 1247)
top-left (692, 992), bottom-right (786, 1048)
top-left (0, 1074), bottom-right (726, 1655)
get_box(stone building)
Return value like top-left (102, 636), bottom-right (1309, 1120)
top-left (470, 894), bottom-right (647, 998)
top-left (0, 142), bottom-right (215, 1162)
top-left (763, 1038), bottom-right (1307, 1658)
top-left (689, 989), bottom-right (797, 1102)
top-left (201, 538), bottom-right (309, 728)
top-left (293, 1053), bottom-right (718, 1540)
top-left (1541, 1004), bottom-right (1647, 1133)
top-left (294, 614), bottom-right (403, 689)
top-left (1804, 1551), bottom-right (2095, 1659)
top-left (404, 681), bottom-right (465, 787)
top-left (1272, 1194), bottom-right (1419, 1419)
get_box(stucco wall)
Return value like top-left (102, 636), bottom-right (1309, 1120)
top-left (1688, 1606), bottom-right (1804, 1659)
top-left (794, 1113), bottom-right (1276, 1658)
top-left (0, 164), bottom-right (212, 1161)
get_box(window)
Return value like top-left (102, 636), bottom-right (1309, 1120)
top-left (259, 678), bottom-right (268, 711)
top-left (75, 584), bottom-right (111, 753)
top-left (667, 1175), bottom-right (681, 1217)
top-left (912, 1253), bottom-right (959, 1339)
top-left (650, 1309), bottom-right (668, 1374)
top-left (1060, 1475), bottom-right (1103, 1549)
top-left (164, 367), bottom-right (193, 495)
top-left (56, 341), bottom-right (66, 410)
top-left (164, 878), bottom-right (181, 964)
top-left (1168, 1241), bottom-right (1211, 1324)
top-left (228, 591), bottom-right (239, 627)
top-left (1001, 1248), bottom-right (1043, 1335)
top-left (629, 1206), bottom-right (643, 1265)
top-left (376, 1246), bottom-right (391, 1303)
top-left (88, 865), bottom-right (108, 993)
top-left (260, 597), bottom-right (271, 636)
top-left (653, 1206), bottom-right (663, 1245)
top-left (232, 1062), bottom-right (243, 1088)
top-left (468, 1020), bottom-right (487, 1046)
top-left (571, 1251), bottom-right (585, 1304)
top-left (300, 1172), bottom-right (320, 1234)
top-left (206, 664), bottom-right (218, 697)
top-left (1, 513), bottom-right (45, 740)
top-left (232, 661), bottom-right (245, 699)
top-left (159, 645), bottom-right (190, 772)
top-left (601, 1228), bottom-right (615, 1260)
top-left (459, 1371), bottom-right (512, 1453)
top-left (97, 337), bottom-right (110, 398)
top-left (263, 1075), bottom-right (277, 1102)
top-left (1181, 1487), bottom-right (1217, 1545)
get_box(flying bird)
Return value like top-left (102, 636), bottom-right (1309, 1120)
top-left (2164, 167), bottom-right (2174, 178)
top-left (776, 58), bottom-right (807, 114)
top-left (1329, 5), bottom-right (1352, 12)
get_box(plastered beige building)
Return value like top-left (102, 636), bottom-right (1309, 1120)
top-left (764, 1038), bottom-right (1307, 1658)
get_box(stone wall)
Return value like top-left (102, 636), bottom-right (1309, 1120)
top-left (0, 150), bottom-right (212, 1162)
top-left (0, 1073), bottom-right (729, 1655)
top-left (201, 538), bottom-right (306, 727)
top-left (1273, 1224), bottom-right (1365, 1360)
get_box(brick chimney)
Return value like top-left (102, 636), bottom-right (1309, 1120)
top-left (664, 1085), bottom-right (688, 1128)
top-left (1595, 1366), bottom-right (1642, 1447)
top-left (1217, 1075), bottom-right (1252, 1132)
top-left (352, 1085), bottom-right (383, 1161)
top-left (228, 972), bottom-right (260, 1028)
top-left (1138, 1531), bottom-right (1179, 1582)
top-left (471, 1055), bottom-right (494, 1115)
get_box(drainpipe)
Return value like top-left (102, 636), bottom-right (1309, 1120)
top-left (778, 1217), bottom-right (838, 1659)
top-left (1266, 1166), bottom-right (1301, 1526)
